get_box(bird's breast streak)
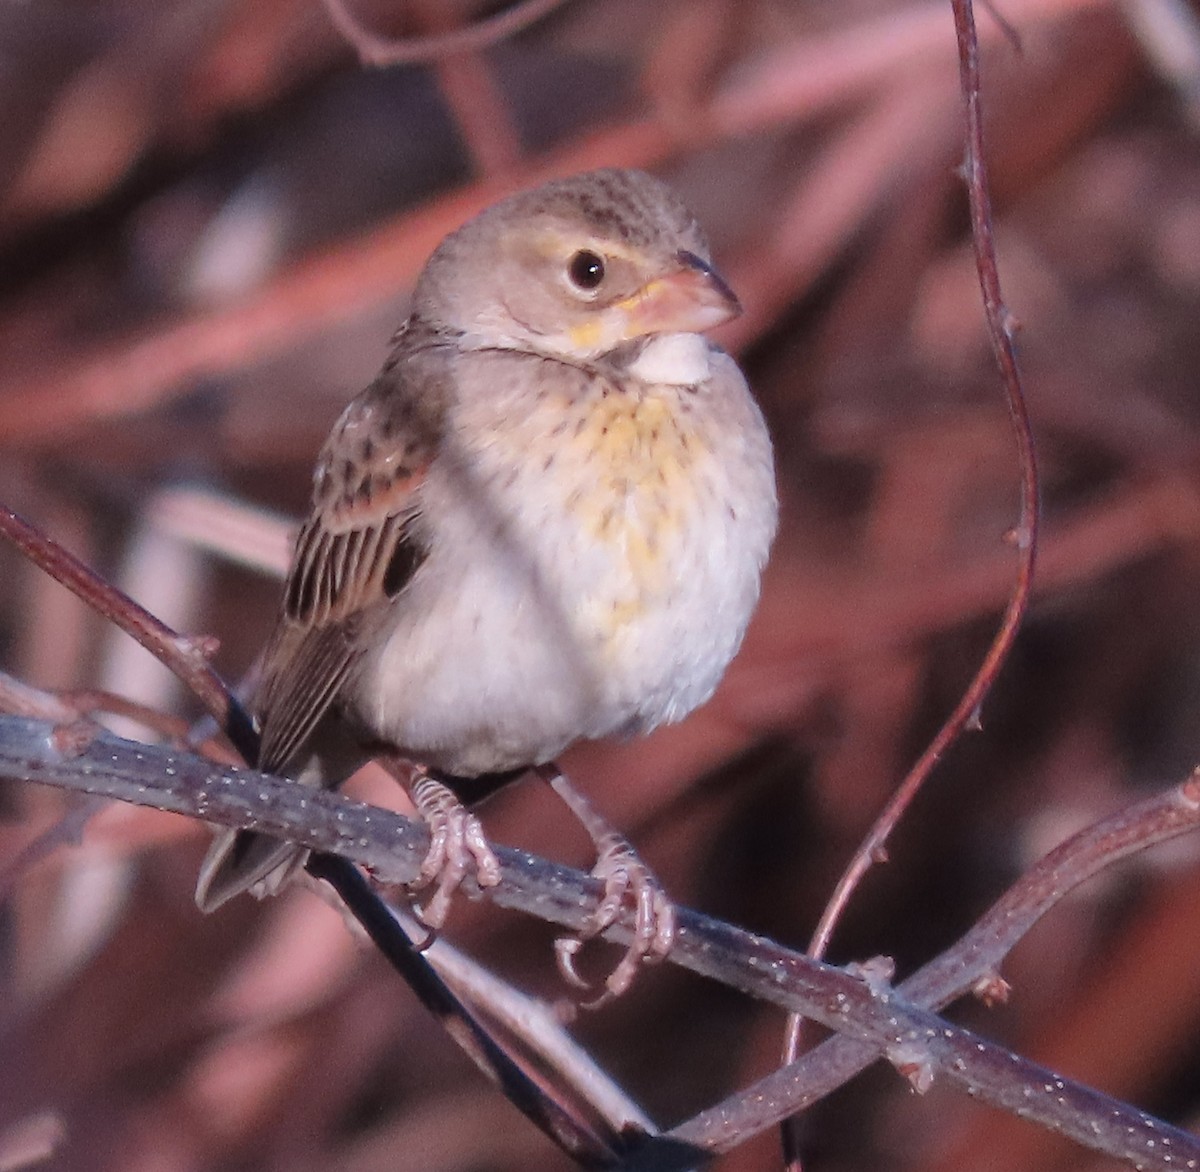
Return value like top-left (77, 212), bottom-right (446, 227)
top-left (456, 367), bottom-right (744, 640)
top-left (564, 391), bottom-right (706, 593)
top-left (364, 367), bottom-right (767, 767)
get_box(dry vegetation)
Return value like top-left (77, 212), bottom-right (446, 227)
top-left (4, 0), bottom-right (1200, 1169)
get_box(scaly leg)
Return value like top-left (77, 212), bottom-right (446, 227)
top-left (375, 761), bottom-right (503, 929)
top-left (412, 770), bottom-right (503, 927)
top-left (535, 763), bottom-right (676, 1006)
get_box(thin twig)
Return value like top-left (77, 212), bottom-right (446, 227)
top-left (0, 790), bottom-right (107, 903)
top-left (322, 0), bottom-right (569, 66)
top-left (406, 906), bottom-right (656, 1136)
top-left (0, 505), bottom-right (258, 761)
top-left (407, 0), bottom-right (525, 177)
top-left (308, 854), bottom-right (625, 1169)
top-left (978, 0), bottom-right (1024, 50)
top-left (57, 689), bottom-right (193, 743)
top-left (782, 0), bottom-right (1040, 1161)
top-left (0, 672), bottom-right (76, 722)
top-left (814, 0), bottom-right (1040, 964)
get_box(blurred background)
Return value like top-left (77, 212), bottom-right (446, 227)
top-left (3, 0), bottom-right (1200, 1168)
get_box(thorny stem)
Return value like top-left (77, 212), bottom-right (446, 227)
top-left (0, 513), bottom-right (623, 1170)
top-left (782, 0), bottom-right (1041, 1164)
top-left (675, 771), bottom-right (1200, 1157)
top-left (2, 714), bottom-right (1198, 1172)
top-left (0, 506), bottom-right (259, 762)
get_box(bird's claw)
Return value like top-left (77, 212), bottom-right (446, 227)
top-left (555, 831), bottom-right (676, 1008)
top-left (411, 774), bottom-right (501, 929)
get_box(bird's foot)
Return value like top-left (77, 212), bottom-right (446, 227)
top-left (409, 771), bottom-right (502, 929)
top-left (536, 765), bottom-right (676, 1007)
top-left (555, 829), bottom-right (676, 1008)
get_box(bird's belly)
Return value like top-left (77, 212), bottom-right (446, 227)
top-left (359, 510), bottom-right (742, 775)
top-left (355, 382), bottom-right (771, 776)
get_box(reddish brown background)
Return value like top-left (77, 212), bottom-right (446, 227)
top-left (3, 1), bottom-right (1200, 1169)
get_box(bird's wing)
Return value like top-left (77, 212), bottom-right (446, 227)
top-left (256, 359), bottom-right (443, 774)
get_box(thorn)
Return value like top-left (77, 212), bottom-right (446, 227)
top-left (889, 1042), bottom-right (935, 1094)
top-left (971, 971), bottom-right (1011, 1007)
top-left (1003, 523), bottom-right (1033, 551)
top-left (1182, 769), bottom-right (1200, 806)
top-left (179, 634), bottom-right (221, 660)
top-left (846, 955), bottom-right (896, 993)
top-left (50, 721), bottom-right (98, 759)
top-left (966, 705), bottom-right (984, 732)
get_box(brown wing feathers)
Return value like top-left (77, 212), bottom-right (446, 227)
top-left (254, 376), bottom-right (437, 774)
top-left (284, 505), bottom-right (423, 626)
top-left (256, 624), bottom-right (360, 772)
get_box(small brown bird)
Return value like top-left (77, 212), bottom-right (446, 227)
top-left (196, 168), bottom-right (777, 991)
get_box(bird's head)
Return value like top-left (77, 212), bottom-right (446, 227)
top-left (412, 168), bottom-right (741, 364)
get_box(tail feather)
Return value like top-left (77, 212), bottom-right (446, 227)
top-left (194, 829), bottom-right (309, 912)
top-left (194, 717), bottom-right (366, 913)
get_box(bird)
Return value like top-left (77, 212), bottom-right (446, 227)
top-left (195, 167), bottom-right (777, 994)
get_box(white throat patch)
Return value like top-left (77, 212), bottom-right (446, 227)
top-left (625, 332), bottom-right (714, 387)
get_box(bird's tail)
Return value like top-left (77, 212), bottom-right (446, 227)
top-left (193, 722), bottom-right (364, 913)
top-left (194, 830), bottom-right (309, 912)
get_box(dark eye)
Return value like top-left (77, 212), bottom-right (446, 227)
top-left (567, 250), bottom-right (605, 291)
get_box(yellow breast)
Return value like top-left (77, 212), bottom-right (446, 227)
top-left (563, 389), bottom-right (710, 620)
top-left (472, 378), bottom-right (716, 642)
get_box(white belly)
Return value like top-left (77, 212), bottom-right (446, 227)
top-left (353, 352), bottom-right (776, 776)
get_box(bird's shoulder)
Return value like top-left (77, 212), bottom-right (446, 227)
top-left (310, 324), bottom-right (451, 524)
top-left (254, 325), bottom-right (454, 768)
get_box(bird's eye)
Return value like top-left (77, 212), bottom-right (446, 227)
top-left (567, 250), bottom-right (606, 291)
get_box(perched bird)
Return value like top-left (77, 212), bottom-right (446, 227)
top-left (196, 168), bottom-right (777, 991)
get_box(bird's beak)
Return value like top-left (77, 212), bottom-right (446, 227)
top-left (613, 250), bottom-right (742, 339)
top-left (565, 251), bottom-right (741, 355)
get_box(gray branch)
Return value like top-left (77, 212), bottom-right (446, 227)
top-left (2, 713), bottom-right (1198, 1170)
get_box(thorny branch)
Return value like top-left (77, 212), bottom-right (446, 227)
top-left (782, 0), bottom-right (1041, 1160)
top-left (806, 0), bottom-right (1041, 959)
top-left (0, 713), bottom-right (1198, 1170)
